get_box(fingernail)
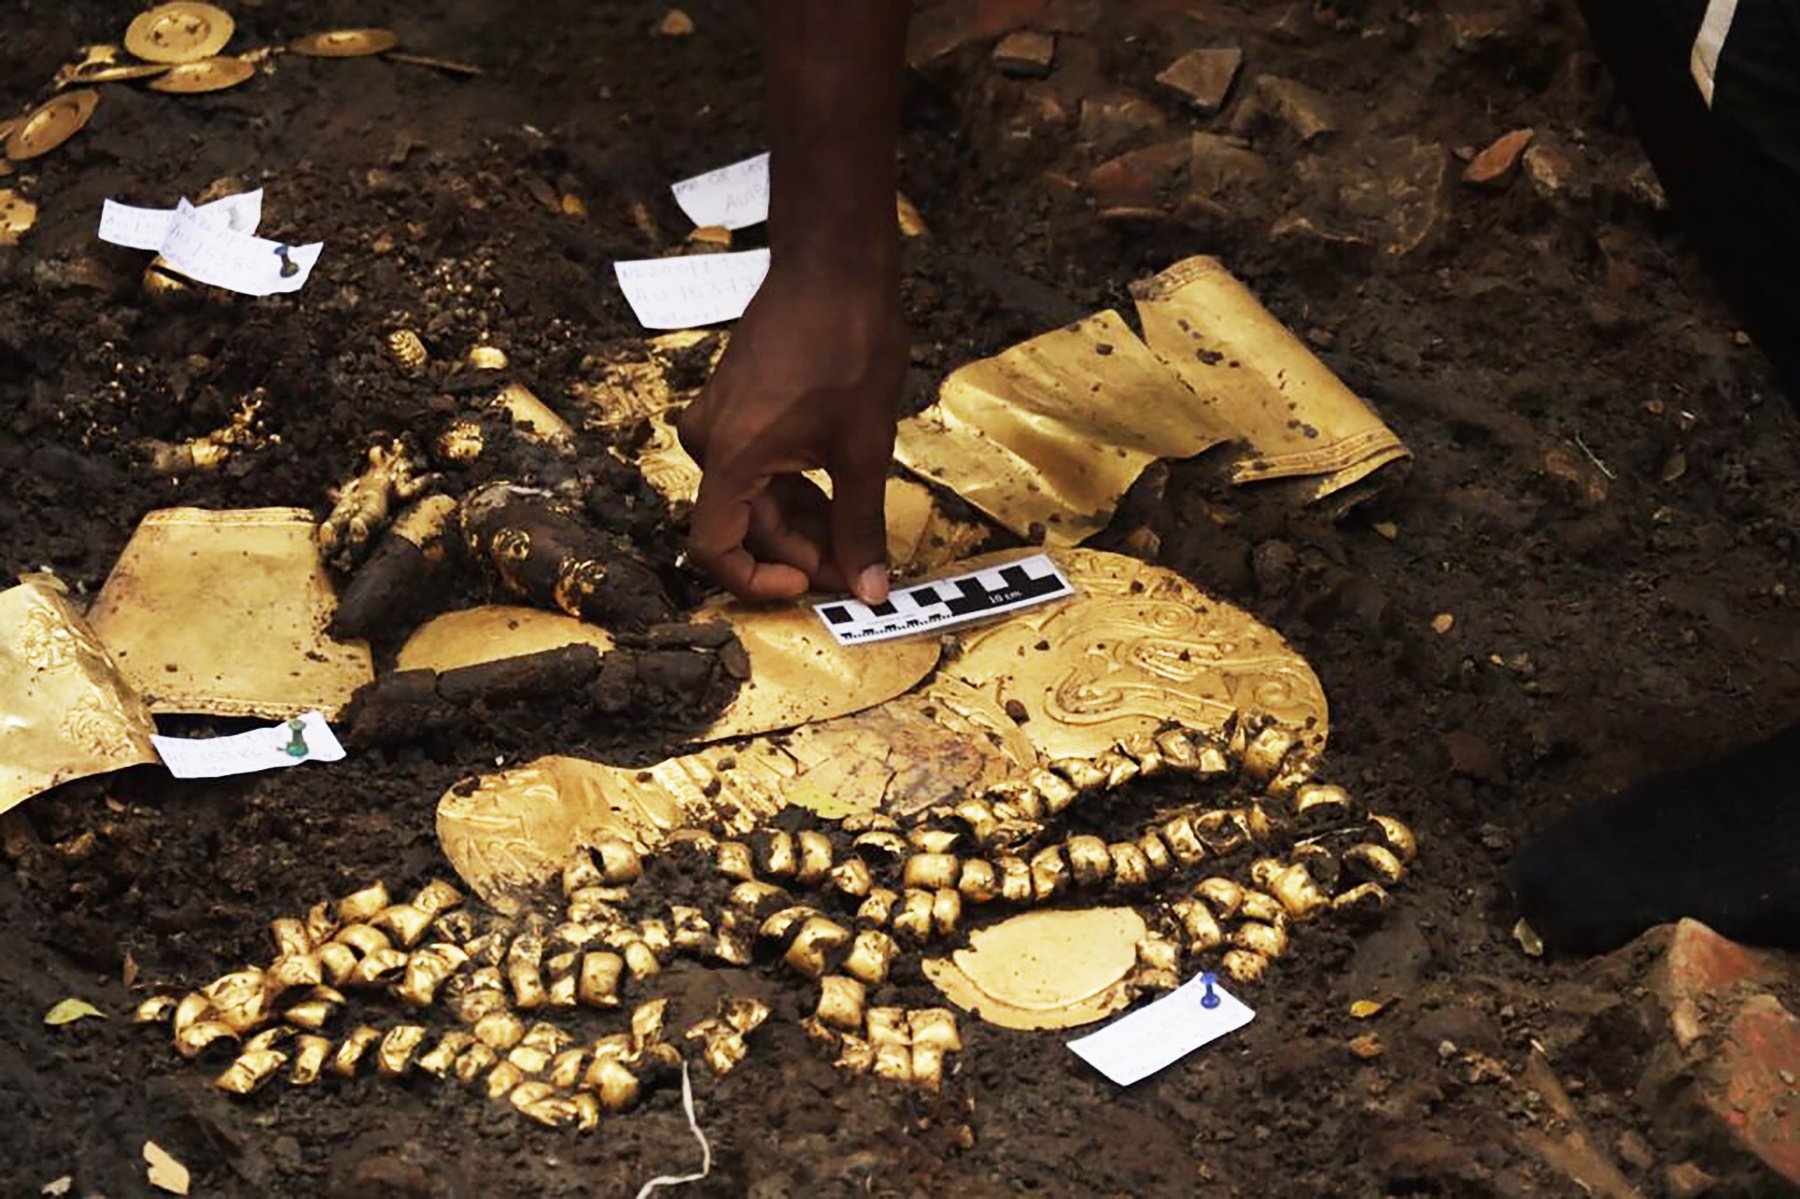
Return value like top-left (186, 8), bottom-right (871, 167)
top-left (856, 565), bottom-right (889, 605)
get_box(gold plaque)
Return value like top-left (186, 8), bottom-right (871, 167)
top-left (895, 310), bottom-right (1232, 545)
top-left (5, 91), bottom-right (100, 161)
top-left (125, 3), bottom-right (236, 64)
top-left (0, 577), bottom-right (159, 817)
top-left (922, 908), bottom-right (1148, 1030)
top-left (396, 606), bottom-right (616, 675)
top-left (86, 508), bottom-right (374, 719)
top-left (0, 190), bottom-right (37, 245)
top-left (1132, 256), bottom-right (1410, 500)
top-left (147, 57), bottom-right (256, 94)
top-left (949, 548), bottom-right (1328, 759)
top-left (290, 29), bottom-right (400, 58)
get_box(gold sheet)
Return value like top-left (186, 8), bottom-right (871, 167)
top-left (396, 606), bottom-right (616, 675)
top-left (0, 577), bottom-right (159, 816)
top-left (87, 508), bottom-right (374, 719)
top-left (895, 310), bottom-right (1231, 546)
top-left (922, 908), bottom-right (1148, 1030)
top-left (1131, 256), bottom-right (1410, 498)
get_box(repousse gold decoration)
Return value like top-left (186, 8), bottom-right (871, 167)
top-left (0, 576), bottom-right (159, 817)
top-left (6, 91), bottom-right (100, 161)
top-left (921, 908), bottom-right (1148, 1030)
top-left (291, 30), bottom-right (401, 58)
top-left (125, 3), bottom-right (235, 64)
top-left (147, 57), bottom-right (256, 94)
top-left (85, 508), bottom-right (374, 718)
top-left (396, 606), bottom-right (617, 675)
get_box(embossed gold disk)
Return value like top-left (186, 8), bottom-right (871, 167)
top-left (0, 577), bottom-right (159, 817)
top-left (291, 29), bottom-right (400, 58)
top-left (922, 908), bottom-right (1148, 1030)
top-left (125, 3), bottom-right (236, 64)
top-left (397, 607), bottom-right (616, 675)
top-left (5, 91), bottom-right (100, 161)
top-left (86, 508), bottom-right (374, 719)
top-left (147, 57), bottom-right (256, 93)
top-left (68, 62), bottom-right (175, 85)
top-left (0, 190), bottom-right (37, 245)
top-left (949, 548), bottom-right (1328, 760)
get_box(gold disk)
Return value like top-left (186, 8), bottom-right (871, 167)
top-left (0, 190), bottom-right (37, 245)
top-left (67, 62), bottom-right (174, 86)
top-left (5, 91), bottom-right (100, 161)
top-left (148, 57), bottom-right (256, 93)
top-left (125, 2), bottom-right (236, 64)
top-left (397, 607), bottom-right (617, 675)
top-left (922, 908), bottom-right (1149, 1030)
top-left (291, 29), bottom-right (400, 58)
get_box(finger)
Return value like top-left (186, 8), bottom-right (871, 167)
top-left (689, 472), bottom-right (811, 602)
top-left (828, 461), bottom-right (891, 605)
top-left (746, 476), bottom-right (848, 592)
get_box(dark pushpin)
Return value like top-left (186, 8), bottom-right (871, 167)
top-left (283, 717), bottom-right (309, 759)
top-left (1200, 971), bottom-right (1220, 1010)
top-left (274, 244), bottom-right (298, 278)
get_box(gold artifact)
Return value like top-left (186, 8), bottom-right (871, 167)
top-left (319, 440), bottom-right (436, 566)
top-left (466, 345), bottom-right (508, 371)
top-left (386, 329), bottom-right (427, 371)
top-left (147, 58), bottom-right (256, 94)
top-left (291, 30), bottom-right (401, 58)
top-left (0, 576), bottom-right (159, 817)
top-left (85, 508), bottom-right (374, 719)
top-left (1131, 256), bottom-right (1410, 500)
top-left (384, 53), bottom-right (483, 77)
top-left (922, 908), bottom-right (1148, 1030)
top-left (397, 607), bottom-right (617, 675)
top-left (492, 382), bottom-right (574, 448)
top-left (0, 191), bottom-right (38, 245)
top-left (125, 3), bottom-right (235, 64)
top-left (67, 62), bottom-right (174, 85)
top-left (896, 193), bottom-right (929, 238)
top-left (6, 91), bottom-right (100, 161)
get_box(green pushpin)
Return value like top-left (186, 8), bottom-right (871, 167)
top-left (283, 717), bottom-right (309, 759)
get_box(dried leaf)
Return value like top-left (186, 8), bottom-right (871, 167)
top-left (44, 998), bottom-right (105, 1025)
top-left (144, 1141), bottom-right (190, 1196)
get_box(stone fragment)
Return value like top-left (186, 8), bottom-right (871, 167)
top-left (1233, 75), bottom-right (1337, 144)
top-left (992, 29), bottom-right (1055, 77)
top-left (1463, 128), bottom-right (1533, 187)
top-left (1085, 138), bottom-right (1188, 209)
top-left (1156, 47), bottom-right (1242, 115)
top-left (1178, 132), bottom-right (1269, 223)
top-left (1523, 142), bottom-right (1587, 200)
top-left (1665, 1161), bottom-right (1718, 1198)
top-left (1077, 90), bottom-right (1168, 160)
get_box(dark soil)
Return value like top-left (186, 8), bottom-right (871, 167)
top-left (4, 1), bottom-right (1798, 1196)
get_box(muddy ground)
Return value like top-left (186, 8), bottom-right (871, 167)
top-left (3, 0), bottom-right (1798, 1195)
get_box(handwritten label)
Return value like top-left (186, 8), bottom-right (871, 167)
top-left (152, 710), bottom-right (345, 779)
top-left (157, 199), bottom-right (323, 296)
top-left (1066, 972), bottom-right (1255, 1086)
top-left (614, 248), bottom-right (770, 330)
top-left (98, 189), bottom-right (264, 251)
top-left (813, 553), bottom-right (1074, 646)
top-left (670, 152), bottom-right (770, 231)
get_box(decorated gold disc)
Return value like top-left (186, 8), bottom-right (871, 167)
top-left (922, 908), bottom-right (1149, 1030)
top-left (397, 606), bottom-right (617, 675)
top-left (948, 548), bottom-right (1329, 759)
top-left (125, 2), bottom-right (236, 64)
top-left (0, 576), bottom-right (159, 818)
top-left (0, 190), bottom-right (38, 245)
top-left (291, 29), bottom-right (400, 58)
top-left (69, 62), bottom-right (175, 85)
top-left (147, 57), bottom-right (256, 94)
top-left (5, 91), bottom-right (100, 161)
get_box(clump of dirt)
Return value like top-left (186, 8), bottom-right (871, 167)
top-left (3, 1), bottom-right (1797, 1196)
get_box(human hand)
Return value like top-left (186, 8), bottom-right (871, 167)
top-left (678, 262), bottom-right (905, 604)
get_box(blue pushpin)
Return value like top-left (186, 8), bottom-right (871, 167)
top-left (1200, 971), bottom-right (1220, 1010)
top-left (283, 717), bottom-right (309, 759)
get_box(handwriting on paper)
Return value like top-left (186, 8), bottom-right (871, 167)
top-left (671, 152), bottom-right (770, 231)
top-left (1066, 972), bottom-right (1255, 1086)
top-left (152, 710), bottom-right (346, 779)
top-left (614, 248), bottom-right (770, 329)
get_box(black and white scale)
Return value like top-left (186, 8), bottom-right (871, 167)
top-left (813, 552), bottom-right (1074, 646)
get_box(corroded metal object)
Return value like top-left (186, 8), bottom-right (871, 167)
top-left (85, 508), bottom-right (374, 719)
top-left (125, 3), bottom-right (235, 64)
top-left (0, 576), bottom-right (159, 816)
top-left (397, 606), bottom-right (617, 675)
top-left (5, 91), bottom-right (100, 161)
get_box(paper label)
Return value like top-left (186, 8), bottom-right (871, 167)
top-left (1066, 973), bottom-right (1255, 1086)
top-left (152, 710), bottom-right (346, 779)
top-left (98, 189), bottom-right (264, 251)
top-left (813, 553), bottom-right (1074, 646)
top-left (614, 249), bottom-right (770, 330)
top-left (157, 199), bottom-right (323, 296)
top-left (670, 152), bottom-right (770, 230)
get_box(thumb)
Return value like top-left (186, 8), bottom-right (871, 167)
top-left (829, 463), bottom-right (889, 605)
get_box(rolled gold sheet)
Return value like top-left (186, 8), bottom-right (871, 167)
top-left (86, 508), bottom-right (373, 718)
top-left (1131, 256), bottom-right (1409, 499)
top-left (922, 908), bottom-right (1148, 1030)
top-left (395, 606), bottom-right (617, 674)
top-left (0, 577), bottom-right (159, 816)
top-left (949, 548), bottom-right (1327, 759)
top-left (895, 310), bottom-right (1230, 546)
